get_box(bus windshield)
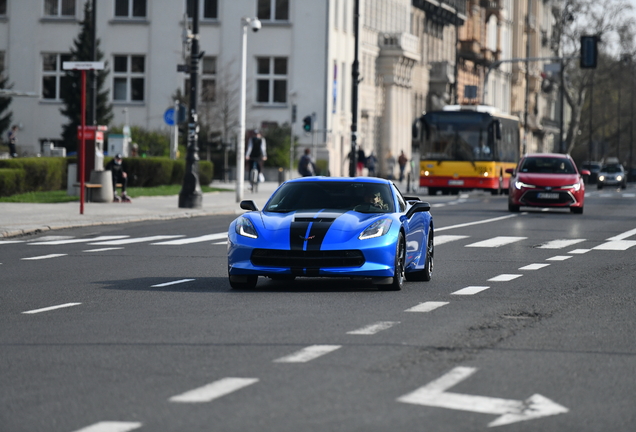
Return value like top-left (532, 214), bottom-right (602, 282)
top-left (423, 122), bottom-right (493, 162)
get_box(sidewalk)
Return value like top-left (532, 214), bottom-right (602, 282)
top-left (0, 181), bottom-right (280, 239)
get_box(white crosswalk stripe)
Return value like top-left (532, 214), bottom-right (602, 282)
top-left (29, 236), bottom-right (129, 245)
top-left (273, 345), bottom-right (341, 363)
top-left (435, 235), bottom-right (470, 245)
top-left (72, 421), bottom-right (142, 432)
top-left (347, 321), bottom-right (399, 335)
top-left (537, 239), bottom-right (586, 249)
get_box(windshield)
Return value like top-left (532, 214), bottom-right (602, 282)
top-left (423, 120), bottom-right (493, 162)
top-left (265, 181), bottom-right (395, 214)
top-left (601, 165), bottom-right (623, 173)
top-left (519, 157), bottom-right (576, 174)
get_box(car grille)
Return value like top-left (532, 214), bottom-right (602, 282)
top-left (520, 190), bottom-right (575, 205)
top-left (251, 249), bottom-right (365, 268)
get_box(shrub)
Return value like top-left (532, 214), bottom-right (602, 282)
top-left (0, 168), bottom-right (26, 197)
top-left (0, 157), bottom-right (67, 192)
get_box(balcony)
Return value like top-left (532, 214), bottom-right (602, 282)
top-left (379, 32), bottom-right (420, 61)
top-left (480, 0), bottom-right (503, 19)
top-left (458, 39), bottom-right (483, 62)
top-left (412, 0), bottom-right (466, 26)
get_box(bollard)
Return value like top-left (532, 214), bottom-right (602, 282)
top-left (278, 167), bottom-right (285, 185)
top-left (406, 173), bottom-right (411, 192)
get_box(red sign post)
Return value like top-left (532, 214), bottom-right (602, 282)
top-left (63, 62), bottom-right (104, 214)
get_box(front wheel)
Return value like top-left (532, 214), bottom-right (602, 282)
top-left (508, 202), bottom-right (520, 212)
top-left (570, 206), bottom-right (583, 214)
top-left (380, 233), bottom-right (405, 291)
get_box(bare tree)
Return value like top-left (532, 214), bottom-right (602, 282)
top-left (553, 0), bottom-right (635, 155)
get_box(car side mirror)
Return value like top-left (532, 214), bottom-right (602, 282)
top-left (406, 202), bottom-right (431, 219)
top-left (240, 200), bottom-right (259, 211)
top-left (505, 168), bottom-right (515, 175)
top-left (580, 169), bottom-right (591, 176)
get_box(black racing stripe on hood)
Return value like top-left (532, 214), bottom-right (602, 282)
top-left (289, 210), bottom-right (346, 251)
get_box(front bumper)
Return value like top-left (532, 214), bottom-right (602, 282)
top-left (510, 188), bottom-right (583, 208)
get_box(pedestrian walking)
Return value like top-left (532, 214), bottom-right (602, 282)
top-left (398, 150), bottom-right (408, 182)
top-left (365, 152), bottom-right (377, 177)
top-left (7, 125), bottom-right (18, 158)
top-left (357, 148), bottom-right (366, 176)
top-left (298, 148), bottom-right (317, 177)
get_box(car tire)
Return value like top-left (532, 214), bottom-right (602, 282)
top-left (570, 206), bottom-right (583, 214)
top-left (508, 202), bottom-right (520, 212)
top-left (597, 184), bottom-right (603, 190)
top-left (229, 275), bottom-right (258, 290)
top-left (380, 233), bottom-right (405, 291)
top-left (406, 227), bottom-right (434, 282)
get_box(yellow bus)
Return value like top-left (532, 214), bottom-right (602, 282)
top-left (413, 105), bottom-right (520, 195)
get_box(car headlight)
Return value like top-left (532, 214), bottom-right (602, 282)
top-left (562, 183), bottom-right (581, 191)
top-left (514, 181), bottom-right (536, 189)
top-left (359, 218), bottom-right (392, 240)
top-left (598, 175), bottom-right (605, 182)
top-left (616, 175), bottom-right (623, 181)
top-left (236, 216), bottom-right (258, 239)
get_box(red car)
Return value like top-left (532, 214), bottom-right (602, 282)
top-left (506, 153), bottom-right (590, 214)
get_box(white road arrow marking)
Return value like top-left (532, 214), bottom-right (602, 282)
top-left (397, 366), bottom-right (568, 427)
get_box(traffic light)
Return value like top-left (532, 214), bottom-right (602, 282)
top-left (580, 35), bottom-right (598, 69)
top-left (302, 115), bottom-right (312, 132)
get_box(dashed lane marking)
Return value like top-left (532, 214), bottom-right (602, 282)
top-left (29, 236), bottom-right (129, 245)
top-left (21, 253), bottom-right (67, 261)
top-left (519, 263), bottom-right (550, 270)
top-left (169, 378), bottom-right (259, 403)
top-left (593, 240), bottom-right (636, 251)
top-left (150, 279), bottom-right (195, 288)
top-left (488, 274), bottom-right (523, 282)
top-left (466, 236), bottom-right (527, 248)
top-left (89, 235), bottom-right (185, 245)
top-left (0, 240), bottom-right (25, 245)
top-left (347, 321), bottom-right (400, 335)
top-left (537, 239), bottom-right (586, 249)
top-left (451, 286), bottom-right (490, 295)
top-left (83, 247), bottom-right (125, 253)
top-left (72, 421), bottom-right (142, 432)
top-left (568, 249), bottom-right (591, 254)
top-left (435, 235), bottom-right (470, 246)
top-left (151, 233), bottom-right (227, 245)
top-left (546, 255), bottom-right (572, 261)
top-left (436, 214), bottom-right (518, 232)
top-left (273, 345), bottom-right (342, 363)
top-left (405, 301), bottom-right (449, 312)
top-left (22, 302), bottom-right (81, 314)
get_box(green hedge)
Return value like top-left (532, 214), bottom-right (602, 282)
top-left (0, 157), bottom-right (213, 197)
top-left (0, 168), bottom-right (27, 197)
top-left (0, 158), bottom-right (67, 194)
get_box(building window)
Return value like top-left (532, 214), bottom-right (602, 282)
top-left (0, 0), bottom-right (6, 15)
top-left (42, 53), bottom-right (71, 100)
top-left (257, 0), bottom-right (289, 21)
top-left (201, 56), bottom-right (216, 102)
top-left (186, 0), bottom-right (218, 19)
top-left (0, 51), bottom-right (5, 73)
top-left (44, 0), bottom-right (75, 17)
top-left (115, 0), bottom-right (147, 18)
top-left (256, 57), bottom-right (287, 104)
top-left (113, 55), bottom-right (145, 102)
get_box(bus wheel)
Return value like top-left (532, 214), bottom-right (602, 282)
top-left (428, 187), bottom-right (438, 196)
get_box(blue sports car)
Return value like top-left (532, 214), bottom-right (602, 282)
top-left (227, 177), bottom-right (434, 290)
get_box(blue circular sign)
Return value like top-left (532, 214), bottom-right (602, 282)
top-left (164, 108), bottom-right (175, 126)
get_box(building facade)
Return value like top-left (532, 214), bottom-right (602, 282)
top-left (1, 0), bottom-right (563, 174)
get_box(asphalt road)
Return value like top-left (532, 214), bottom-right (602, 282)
top-left (1, 186), bottom-right (635, 432)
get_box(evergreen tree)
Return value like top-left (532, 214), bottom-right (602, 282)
top-left (60, 1), bottom-right (113, 152)
top-left (0, 67), bottom-right (13, 140)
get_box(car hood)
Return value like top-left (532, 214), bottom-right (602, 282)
top-left (251, 210), bottom-right (391, 249)
top-left (516, 173), bottom-right (581, 186)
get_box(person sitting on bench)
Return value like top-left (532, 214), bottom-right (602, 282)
top-left (105, 154), bottom-right (129, 202)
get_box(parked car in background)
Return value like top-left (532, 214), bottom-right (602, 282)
top-left (581, 161), bottom-right (602, 184)
top-left (506, 153), bottom-right (590, 214)
top-left (597, 162), bottom-right (627, 189)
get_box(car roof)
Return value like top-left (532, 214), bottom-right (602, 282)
top-left (522, 153), bottom-right (571, 159)
top-left (285, 176), bottom-right (392, 186)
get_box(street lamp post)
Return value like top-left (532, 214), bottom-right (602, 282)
top-left (179, 0), bottom-right (202, 208)
top-left (350, 0), bottom-right (360, 177)
top-left (237, 16), bottom-right (261, 202)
